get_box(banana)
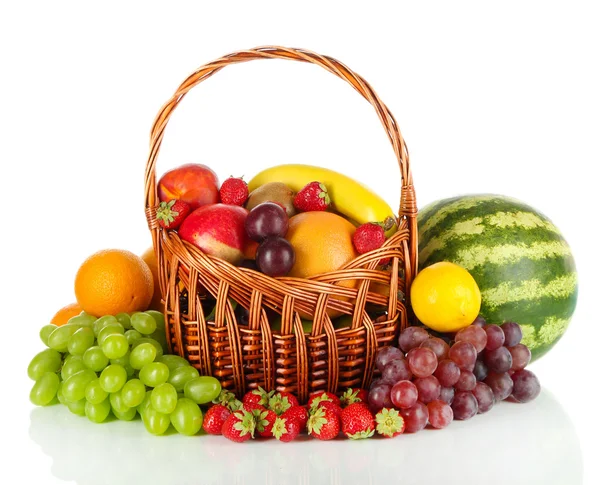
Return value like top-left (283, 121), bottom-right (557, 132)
top-left (248, 164), bottom-right (398, 236)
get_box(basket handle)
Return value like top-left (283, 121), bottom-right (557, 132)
top-left (144, 46), bottom-right (418, 284)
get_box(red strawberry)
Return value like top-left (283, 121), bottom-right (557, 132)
top-left (340, 403), bottom-right (375, 439)
top-left (293, 182), bottom-right (331, 212)
top-left (282, 405), bottom-right (309, 430)
top-left (269, 391), bottom-right (299, 416)
top-left (307, 405), bottom-right (340, 440)
top-left (352, 223), bottom-right (386, 254)
top-left (202, 404), bottom-right (231, 435)
top-left (221, 409), bottom-right (256, 443)
top-left (272, 416), bottom-right (302, 442)
top-left (340, 388), bottom-right (369, 407)
top-left (156, 199), bottom-right (191, 230)
top-left (375, 407), bottom-right (405, 438)
top-left (243, 402), bottom-right (278, 438)
top-left (242, 386), bottom-right (274, 408)
top-left (220, 177), bottom-right (249, 206)
top-left (313, 400), bottom-right (342, 418)
top-left (308, 391), bottom-right (340, 409)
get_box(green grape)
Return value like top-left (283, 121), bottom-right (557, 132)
top-left (151, 383), bottom-right (178, 414)
top-left (82, 346), bottom-right (109, 372)
top-left (30, 372), bottom-right (60, 406)
top-left (56, 382), bottom-right (67, 405)
top-left (93, 315), bottom-right (119, 336)
top-left (137, 390), bottom-right (153, 417)
top-left (97, 323), bottom-right (125, 345)
top-left (125, 329), bottom-right (143, 346)
top-left (142, 407), bottom-right (171, 435)
top-left (62, 369), bottom-right (97, 402)
top-left (67, 398), bottom-right (86, 416)
top-left (130, 343), bottom-right (157, 370)
top-left (139, 362), bottom-right (169, 388)
top-left (146, 310), bottom-right (165, 329)
top-left (67, 327), bottom-right (95, 355)
top-left (150, 329), bottom-right (169, 354)
top-left (67, 312), bottom-right (97, 328)
top-left (40, 324), bottom-right (58, 347)
top-left (109, 389), bottom-right (131, 414)
top-left (48, 325), bottom-right (79, 352)
top-left (28, 348), bottom-right (62, 380)
top-left (170, 398), bottom-right (203, 436)
top-left (115, 312), bottom-right (132, 329)
top-left (61, 355), bottom-right (87, 380)
top-left (110, 353), bottom-right (135, 378)
top-left (99, 364), bottom-right (127, 393)
top-left (85, 398), bottom-right (111, 423)
top-left (158, 354), bottom-right (190, 372)
top-left (132, 337), bottom-right (164, 358)
top-left (122, 379), bottom-right (146, 408)
top-left (113, 407), bottom-right (137, 421)
top-left (85, 379), bottom-right (108, 404)
top-left (131, 312), bottom-right (157, 335)
top-left (101, 334), bottom-right (129, 359)
top-left (184, 376), bottom-right (222, 405)
top-left (168, 365), bottom-right (199, 392)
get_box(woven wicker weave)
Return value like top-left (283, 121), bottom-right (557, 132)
top-left (144, 46), bottom-right (418, 403)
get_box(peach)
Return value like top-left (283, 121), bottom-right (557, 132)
top-left (179, 204), bottom-right (249, 265)
top-left (158, 163), bottom-right (219, 210)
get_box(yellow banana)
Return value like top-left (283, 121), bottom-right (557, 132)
top-left (248, 164), bottom-right (397, 237)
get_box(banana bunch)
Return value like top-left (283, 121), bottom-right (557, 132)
top-left (248, 164), bottom-right (397, 236)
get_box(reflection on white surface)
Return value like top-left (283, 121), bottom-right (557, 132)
top-left (29, 388), bottom-right (582, 485)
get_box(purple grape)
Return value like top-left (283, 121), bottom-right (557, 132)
top-left (434, 359), bottom-right (461, 387)
top-left (256, 237), bottom-right (295, 277)
top-left (420, 337), bottom-right (450, 361)
top-left (448, 341), bottom-right (477, 371)
top-left (381, 358), bottom-right (412, 385)
top-left (473, 359), bottom-right (489, 382)
top-left (239, 259), bottom-right (259, 271)
top-left (390, 380), bottom-right (418, 409)
top-left (484, 372), bottom-right (514, 401)
top-left (484, 324), bottom-right (505, 351)
top-left (375, 346), bottom-right (404, 373)
top-left (427, 400), bottom-right (454, 429)
top-left (455, 326), bottom-right (487, 353)
top-left (455, 370), bottom-right (476, 391)
top-left (368, 383), bottom-right (393, 411)
top-left (414, 376), bottom-right (441, 404)
top-left (407, 347), bottom-right (438, 378)
top-left (484, 346), bottom-right (513, 373)
top-left (245, 202), bottom-right (289, 241)
top-left (369, 378), bottom-right (383, 390)
top-left (511, 369), bottom-right (541, 403)
top-left (471, 316), bottom-right (486, 328)
top-left (398, 327), bottom-right (430, 353)
top-left (472, 382), bottom-right (495, 413)
top-left (400, 401), bottom-right (429, 433)
top-left (501, 322), bottom-right (522, 347)
top-left (439, 386), bottom-right (455, 405)
top-left (451, 391), bottom-right (478, 420)
top-left (508, 344), bottom-right (531, 371)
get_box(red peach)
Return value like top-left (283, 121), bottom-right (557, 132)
top-left (158, 163), bottom-right (219, 210)
top-left (179, 204), bottom-right (249, 265)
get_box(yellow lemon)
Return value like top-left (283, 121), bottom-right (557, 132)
top-left (411, 262), bottom-right (481, 332)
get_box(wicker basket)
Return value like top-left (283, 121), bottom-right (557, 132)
top-left (144, 46), bottom-right (418, 403)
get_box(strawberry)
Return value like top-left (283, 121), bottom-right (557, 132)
top-left (202, 404), bottom-right (231, 435)
top-left (272, 416), bottom-right (302, 442)
top-left (340, 403), bottom-right (375, 439)
top-left (242, 386), bottom-right (274, 408)
top-left (352, 222), bottom-right (386, 254)
top-left (213, 389), bottom-right (243, 411)
top-left (293, 181), bottom-right (331, 212)
top-left (282, 405), bottom-right (309, 430)
top-left (308, 391), bottom-right (340, 410)
top-left (156, 199), bottom-right (191, 230)
top-left (219, 177), bottom-right (248, 206)
top-left (340, 388), bottom-right (369, 407)
top-left (221, 409), bottom-right (256, 443)
top-left (243, 402), bottom-right (278, 438)
top-left (269, 391), bottom-right (299, 416)
top-left (307, 405), bottom-right (340, 440)
top-left (312, 400), bottom-right (342, 418)
top-left (375, 407), bottom-right (405, 438)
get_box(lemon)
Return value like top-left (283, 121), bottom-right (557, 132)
top-left (410, 262), bottom-right (481, 333)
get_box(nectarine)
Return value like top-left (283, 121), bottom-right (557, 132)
top-left (158, 163), bottom-right (219, 210)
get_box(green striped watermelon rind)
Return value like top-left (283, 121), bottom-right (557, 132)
top-left (417, 194), bottom-right (578, 361)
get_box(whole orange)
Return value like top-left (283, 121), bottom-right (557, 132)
top-left (141, 246), bottom-right (164, 312)
top-left (75, 249), bottom-right (154, 316)
top-left (50, 302), bottom-right (84, 326)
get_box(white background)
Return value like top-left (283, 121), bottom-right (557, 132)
top-left (1, 1), bottom-right (598, 484)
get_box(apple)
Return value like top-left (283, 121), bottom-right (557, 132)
top-left (158, 163), bottom-right (219, 210)
top-left (179, 204), bottom-right (249, 265)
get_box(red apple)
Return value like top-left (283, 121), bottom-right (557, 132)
top-left (179, 204), bottom-right (249, 265)
top-left (158, 163), bottom-right (219, 210)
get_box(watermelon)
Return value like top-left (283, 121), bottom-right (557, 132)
top-left (417, 194), bottom-right (577, 361)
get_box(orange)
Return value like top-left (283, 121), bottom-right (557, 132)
top-left (50, 302), bottom-right (84, 326)
top-left (141, 246), bottom-right (164, 312)
top-left (75, 249), bottom-right (154, 316)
